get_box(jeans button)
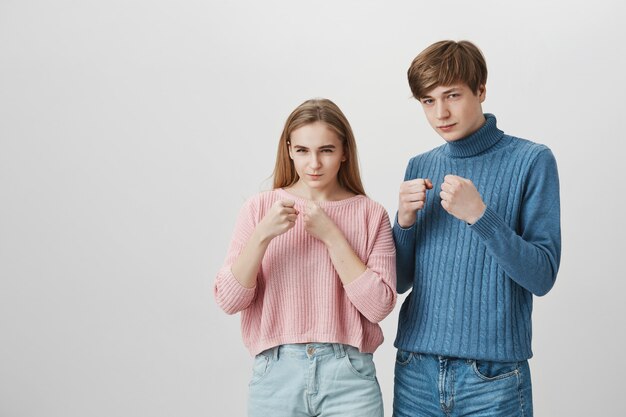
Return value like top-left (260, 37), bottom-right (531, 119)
top-left (307, 346), bottom-right (315, 356)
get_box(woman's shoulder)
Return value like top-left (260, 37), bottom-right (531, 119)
top-left (237, 189), bottom-right (282, 213)
top-left (355, 195), bottom-right (392, 220)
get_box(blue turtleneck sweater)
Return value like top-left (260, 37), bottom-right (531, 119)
top-left (393, 114), bottom-right (561, 361)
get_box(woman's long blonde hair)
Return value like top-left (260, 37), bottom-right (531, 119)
top-left (272, 98), bottom-right (365, 196)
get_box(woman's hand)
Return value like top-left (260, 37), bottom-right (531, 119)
top-left (303, 201), bottom-right (340, 245)
top-left (230, 199), bottom-right (298, 289)
top-left (304, 201), bottom-right (367, 285)
top-left (256, 199), bottom-right (299, 242)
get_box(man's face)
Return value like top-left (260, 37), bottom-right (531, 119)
top-left (419, 83), bottom-right (486, 141)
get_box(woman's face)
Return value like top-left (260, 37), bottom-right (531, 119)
top-left (288, 121), bottom-right (345, 196)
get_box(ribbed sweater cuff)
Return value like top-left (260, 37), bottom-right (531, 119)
top-left (344, 268), bottom-right (389, 322)
top-left (214, 268), bottom-right (256, 313)
top-left (470, 206), bottom-right (505, 241)
top-left (393, 215), bottom-right (417, 246)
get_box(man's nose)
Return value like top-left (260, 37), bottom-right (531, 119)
top-left (435, 101), bottom-right (449, 119)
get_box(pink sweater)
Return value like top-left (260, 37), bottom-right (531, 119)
top-left (214, 188), bottom-right (396, 356)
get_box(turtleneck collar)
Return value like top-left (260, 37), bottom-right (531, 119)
top-left (443, 114), bottom-right (504, 158)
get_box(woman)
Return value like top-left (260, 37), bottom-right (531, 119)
top-left (214, 98), bottom-right (396, 417)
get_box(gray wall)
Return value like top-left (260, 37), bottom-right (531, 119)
top-left (1, 0), bottom-right (624, 416)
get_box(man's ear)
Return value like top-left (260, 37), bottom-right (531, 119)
top-left (478, 84), bottom-right (486, 102)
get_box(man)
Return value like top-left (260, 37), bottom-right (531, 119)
top-left (392, 40), bottom-right (561, 416)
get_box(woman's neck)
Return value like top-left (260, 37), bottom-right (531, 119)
top-left (285, 180), bottom-right (355, 202)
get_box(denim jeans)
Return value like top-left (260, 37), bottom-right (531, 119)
top-left (248, 343), bottom-right (383, 417)
top-left (393, 350), bottom-right (533, 417)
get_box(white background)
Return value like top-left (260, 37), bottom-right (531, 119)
top-left (1, 1), bottom-right (624, 416)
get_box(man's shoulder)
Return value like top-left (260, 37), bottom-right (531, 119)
top-left (505, 135), bottom-right (553, 160)
top-left (406, 143), bottom-right (447, 165)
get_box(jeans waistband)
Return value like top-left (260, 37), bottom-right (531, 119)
top-left (265, 343), bottom-right (348, 361)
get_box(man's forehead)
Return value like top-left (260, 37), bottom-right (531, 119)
top-left (422, 84), bottom-right (467, 97)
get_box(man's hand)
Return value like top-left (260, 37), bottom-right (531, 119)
top-left (440, 175), bottom-right (486, 224)
top-left (398, 178), bottom-right (433, 228)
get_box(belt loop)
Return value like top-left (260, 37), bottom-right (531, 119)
top-left (333, 343), bottom-right (346, 358)
top-left (272, 346), bottom-right (279, 361)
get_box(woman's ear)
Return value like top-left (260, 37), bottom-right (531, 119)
top-left (287, 141), bottom-right (294, 159)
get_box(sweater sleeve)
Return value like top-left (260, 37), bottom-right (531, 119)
top-left (392, 158), bottom-right (417, 294)
top-left (393, 220), bottom-right (417, 294)
top-left (470, 148), bottom-right (561, 296)
top-left (213, 198), bottom-right (258, 314)
top-left (344, 208), bottom-right (397, 323)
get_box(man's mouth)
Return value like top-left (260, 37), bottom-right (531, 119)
top-left (438, 123), bottom-right (456, 131)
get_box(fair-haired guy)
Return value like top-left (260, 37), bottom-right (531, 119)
top-left (392, 40), bottom-right (561, 417)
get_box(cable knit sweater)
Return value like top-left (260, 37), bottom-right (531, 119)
top-left (393, 114), bottom-right (561, 361)
top-left (215, 188), bottom-right (396, 356)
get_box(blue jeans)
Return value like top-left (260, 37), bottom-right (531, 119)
top-left (393, 350), bottom-right (533, 417)
top-left (248, 343), bottom-right (383, 417)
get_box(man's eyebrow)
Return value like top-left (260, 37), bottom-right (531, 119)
top-left (422, 87), bottom-right (461, 99)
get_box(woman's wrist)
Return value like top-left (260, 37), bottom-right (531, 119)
top-left (322, 227), bottom-right (344, 248)
top-left (252, 226), bottom-right (273, 247)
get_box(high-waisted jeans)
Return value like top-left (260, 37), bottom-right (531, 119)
top-left (248, 343), bottom-right (383, 417)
